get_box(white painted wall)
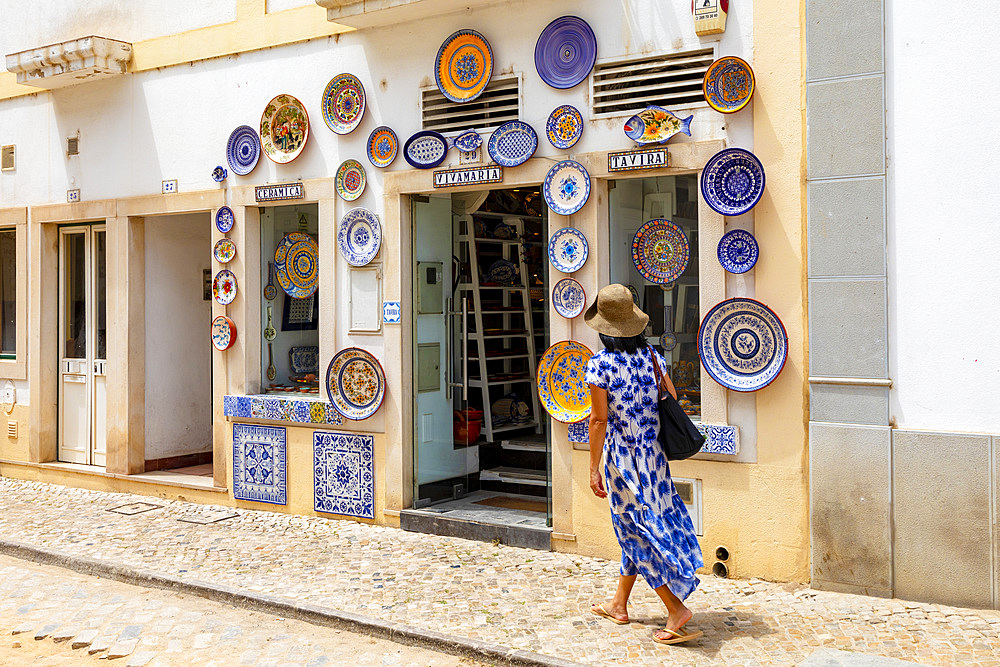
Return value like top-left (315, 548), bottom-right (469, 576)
top-left (0, 1), bottom-right (237, 56)
top-left (144, 214), bottom-right (213, 460)
top-left (886, 2), bottom-right (1000, 433)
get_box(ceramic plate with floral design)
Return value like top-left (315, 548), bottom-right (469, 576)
top-left (366, 126), bottom-right (398, 168)
top-left (631, 219), bottom-right (689, 284)
top-left (338, 208), bottom-right (381, 267)
top-left (322, 73), bottom-right (366, 134)
top-left (701, 147), bottom-right (766, 216)
top-left (547, 227), bottom-right (589, 274)
top-left (546, 105), bottom-right (583, 149)
top-left (326, 347), bottom-right (386, 420)
top-left (435, 29), bottom-right (493, 103)
top-left (551, 278), bottom-right (586, 318)
top-left (537, 340), bottom-right (593, 423)
top-left (211, 315), bottom-right (237, 351)
top-left (543, 160), bottom-right (591, 216)
top-left (213, 269), bottom-right (238, 305)
top-left (260, 94), bottom-right (309, 164)
top-left (213, 238), bottom-right (236, 264)
top-left (703, 56), bottom-right (755, 114)
top-left (699, 298), bottom-right (787, 392)
top-left (336, 159), bottom-right (367, 201)
top-left (215, 206), bottom-right (235, 234)
top-left (274, 232), bottom-right (318, 298)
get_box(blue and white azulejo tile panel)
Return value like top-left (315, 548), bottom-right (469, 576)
top-left (224, 395), bottom-right (344, 426)
top-left (313, 431), bottom-right (375, 519)
top-left (566, 418), bottom-right (739, 456)
top-left (233, 424), bottom-right (287, 505)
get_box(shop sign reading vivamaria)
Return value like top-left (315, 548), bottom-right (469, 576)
top-left (255, 182), bottom-right (305, 202)
top-left (433, 165), bottom-right (503, 188)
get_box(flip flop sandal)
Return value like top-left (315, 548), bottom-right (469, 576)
top-left (591, 604), bottom-right (629, 625)
top-left (652, 627), bottom-right (703, 645)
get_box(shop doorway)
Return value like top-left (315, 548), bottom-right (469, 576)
top-left (57, 224), bottom-right (107, 466)
top-left (404, 188), bottom-right (552, 549)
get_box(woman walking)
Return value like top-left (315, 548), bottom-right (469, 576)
top-left (583, 284), bottom-right (704, 645)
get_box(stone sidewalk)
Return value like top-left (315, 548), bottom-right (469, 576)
top-left (1, 477), bottom-right (998, 666)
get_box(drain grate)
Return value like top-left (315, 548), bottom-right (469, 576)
top-left (107, 502), bottom-right (163, 515)
top-left (176, 509), bottom-right (238, 525)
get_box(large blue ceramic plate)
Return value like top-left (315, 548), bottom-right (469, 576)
top-left (403, 130), bottom-right (448, 169)
top-left (338, 208), bottom-right (382, 267)
top-left (487, 121), bottom-right (537, 167)
top-left (543, 160), bottom-right (591, 216)
top-left (717, 228), bottom-right (759, 273)
top-left (698, 298), bottom-right (787, 392)
top-left (701, 148), bottom-right (766, 216)
top-left (547, 227), bottom-right (589, 274)
top-left (534, 16), bottom-right (597, 89)
top-left (226, 125), bottom-right (260, 176)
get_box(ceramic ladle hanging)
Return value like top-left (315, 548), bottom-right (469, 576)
top-left (264, 261), bottom-right (277, 301)
top-left (264, 305), bottom-right (277, 381)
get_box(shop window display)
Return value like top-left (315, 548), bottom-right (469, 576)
top-left (0, 229), bottom-right (16, 358)
top-left (608, 175), bottom-right (701, 418)
top-left (260, 204), bottom-right (320, 395)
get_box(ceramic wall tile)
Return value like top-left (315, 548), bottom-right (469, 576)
top-left (223, 396), bottom-right (344, 425)
top-left (568, 421), bottom-right (589, 443)
top-left (567, 420), bottom-right (738, 456)
top-left (233, 424), bottom-right (287, 505)
top-left (313, 431), bottom-right (375, 519)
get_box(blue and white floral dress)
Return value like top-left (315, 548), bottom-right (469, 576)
top-left (585, 347), bottom-right (703, 600)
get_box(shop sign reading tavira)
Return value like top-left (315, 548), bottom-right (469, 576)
top-left (433, 165), bottom-right (503, 188)
top-left (607, 148), bottom-right (669, 172)
top-left (255, 182), bottom-right (304, 202)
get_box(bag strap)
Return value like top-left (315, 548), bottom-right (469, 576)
top-left (646, 345), bottom-right (668, 398)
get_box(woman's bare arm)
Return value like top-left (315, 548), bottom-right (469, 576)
top-left (588, 384), bottom-right (608, 498)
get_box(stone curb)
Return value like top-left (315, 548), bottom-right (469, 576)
top-left (0, 538), bottom-right (583, 667)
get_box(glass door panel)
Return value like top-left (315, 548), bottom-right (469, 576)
top-left (92, 228), bottom-right (107, 466)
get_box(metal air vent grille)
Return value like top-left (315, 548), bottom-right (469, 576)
top-left (421, 75), bottom-right (521, 134)
top-left (590, 48), bottom-right (714, 118)
top-left (1, 145), bottom-right (14, 171)
top-left (67, 137), bottom-right (79, 155)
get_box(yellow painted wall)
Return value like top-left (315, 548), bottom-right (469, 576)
top-left (0, 404), bottom-right (31, 461)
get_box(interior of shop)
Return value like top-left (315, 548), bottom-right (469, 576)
top-left (410, 187), bottom-right (551, 533)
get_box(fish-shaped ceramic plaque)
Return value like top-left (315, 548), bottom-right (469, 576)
top-left (623, 105), bottom-right (693, 145)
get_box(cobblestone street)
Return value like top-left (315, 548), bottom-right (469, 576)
top-left (1, 478), bottom-right (999, 666)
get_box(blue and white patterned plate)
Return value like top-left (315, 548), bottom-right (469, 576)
top-left (367, 126), bottom-right (398, 168)
top-left (487, 121), bottom-right (537, 167)
top-left (289, 345), bottom-right (319, 374)
top-left (546, 105), bottom-right (583, 149)
top-left (453, 129), bottom-right (482, 152)
top-left (487, 259), bottom-right (518, 285)
top-left (215, 206), bottom-right (235, 234)
top-left (659, 331), bottom-right (677, 351)
top-left (543, 160), bottom-right (591, 216)
top-left (403, 130), bottom-right (448, 169)
top-left (226, 125), bottom-right (260, 176)
top-left (701, 148), bottom-right (766, 216)
top-left (338, 208), bottom-right (382, 267)
top-left (717, 229), bottom-right (759, 273)
top-left (552, 278), bottom-right (586, 318)
top-left (698, 298), bottom-right (787, 392)
top-left (536, 340), bottom-right (593, 423)
top-left (547, 227), bottom-right (589, 274)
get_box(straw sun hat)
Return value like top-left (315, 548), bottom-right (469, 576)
top-left (584, 284), bottom-right (649, 338)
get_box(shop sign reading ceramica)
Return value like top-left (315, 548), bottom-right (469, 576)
top-left (255, 182), bottom-right (304, 202)
top-left (433, 165), bottom-right (503, 188)
top-left (607, 148), bottom-right (669, 173)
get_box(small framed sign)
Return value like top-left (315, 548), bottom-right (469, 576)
top-left (255, 182), bottom-right (304, 202)
top-left (382, 301), bottom-right (401, 324)
top-left (608, 148), bottom-right (669, 172)
top-left (433, 165), bottom-right (502, 188)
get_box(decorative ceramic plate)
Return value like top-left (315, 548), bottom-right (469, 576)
top-left (552, 278), bottom-right (586, 318)
top-left (546, 105), bottom-right (583, 149)
top-left (213, 238), bottom-right (236, 264)
top-left (226, 125), bottom-right (261, 176)
top-left (698, 298), bottom-right (788, 392)
top-left (260, 93), bottom-right (309, 164)
top-left (488, 121), bottom-right (538, 167)
top-left (274, 232), bottom-right (318, 298)
top-left (211, 315), bottom-right (237, 351)
top-left (289, 345), bottom-right (319, 374)
top-left (548, 227), bottom-right (589, 274)
top-left (322, 73), bottom-right (366, 134)
top-left (403, 130), bottom-right (449, 169)
top-left (704, 56), bottom-right (755, 114)
top-left (543, 160), bottom-right (591, 216)
top-left (487, 259), bottom-right (518, 285)
top-left (536, 340), bottom-right (593, 423)
top-left (213, 269), bottom-right (237, 305)
top-left (659, 331), bottom-right (678, 351)
top-left (435, 29), bottom-right (493, 103)
top-left (212, 166), bottom-right (227, 182)
top-left (627, 285), bottom-right (640, 305)
top-left (326, 347), bottom-right (386, 420)
top-left (534, 16), bottom-right (597, 89)
top-left (367, 126), bottom-right (398, 168)
top-left (215, 206), bottom-right (235, 234)
top-left (623, 105), bottom-right (693, 145)
top-left (336, 159), bottom-right (367, 201)
top-left (632, 219), bottom-right (689, 284)
top-left (453, 129), bottom-right (482, 152)
top-left (717, 229), bottom-right (759, 274)
top-left (701, 148), bottom-right (766, 216)
top-left (338, 208), bottom-right (382, 267)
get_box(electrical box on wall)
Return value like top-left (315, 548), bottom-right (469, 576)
top-left (692, 0), bottom-right (728, 35)
top-left (417, 261), bottom-right (444, 314)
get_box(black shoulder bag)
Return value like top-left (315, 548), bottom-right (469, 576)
top-left (647, 346), bottom-right (705, 461)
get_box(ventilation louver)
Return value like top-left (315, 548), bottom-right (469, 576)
top-left (67, 137), bottom-right (79, 155)
top-left (590, 48), bottom-right (714, 118)
top-left (1, 145), bottom-right (14, 171)
top-left (421, 75), bottom-right (521, 134)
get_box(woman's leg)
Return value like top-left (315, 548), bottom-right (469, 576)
top-left (592, 574), bottom-right (636, 622)
top-left (651, 584), bottom-right (693, 639)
